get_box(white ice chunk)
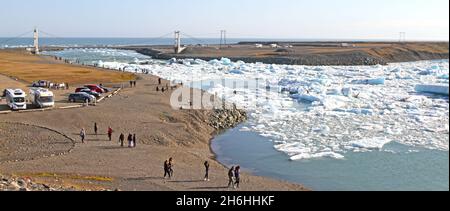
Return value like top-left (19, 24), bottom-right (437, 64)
top-left (351, 137), bottom-right (392, 150)
top-left (290, 152), bottom-right (345, 160)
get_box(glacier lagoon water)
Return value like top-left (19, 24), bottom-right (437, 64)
top-left (44, 48), bottom-right (449, 190)
top-left (212, 125), bottom-right (449, 191)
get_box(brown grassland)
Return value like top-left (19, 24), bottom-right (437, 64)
top-left (0, 49), bottom-right (135, 85)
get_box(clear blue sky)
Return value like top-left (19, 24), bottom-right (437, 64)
top-left (0, 0), bottom-right (448, 40)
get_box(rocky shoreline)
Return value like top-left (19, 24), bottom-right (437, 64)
top-left (209, 107), bottom-right (247, 131)
top-left (0, 175), bottom-right (79, 191)
top-left (135, 48), bottom-right (386, 66)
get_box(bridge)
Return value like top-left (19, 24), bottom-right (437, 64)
top-left (0, 28), bottom-right (222, 54)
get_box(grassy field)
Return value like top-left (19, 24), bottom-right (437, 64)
top-left (0, 49), bottom-right (136, 85)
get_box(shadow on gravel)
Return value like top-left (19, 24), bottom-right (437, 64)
top-left (168, 180), bottom-right (205, 183)
top-left (190, 186), bottom-right (230, 190)
top-left (125, 177), bottom-right (164, 181)
top-left (97, 146), bottom-right (128, 150)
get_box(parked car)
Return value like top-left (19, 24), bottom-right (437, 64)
top-left (75, 87), bottom-right (86, 93)
top-left (68, 92), bottom-right (95, 103)
top-left (100, 87), bottom-right (112, 93)
top-left (76, 88), bottom-right (102, 99)
top-left (32, 80), bottom-right (50, 87)
top-left (84, 84), bottom-right (105, 94)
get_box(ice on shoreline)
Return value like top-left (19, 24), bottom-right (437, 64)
top-left (44, 49), bottom-right (450, 160)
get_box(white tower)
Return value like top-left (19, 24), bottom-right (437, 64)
top-left (33, 28), bottom-right (39, 54)
top-left (220, 30), bottom-right (227, 49)
top-left (174, 31), bottom-right (181, 53)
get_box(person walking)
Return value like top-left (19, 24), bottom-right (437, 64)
top-left (204, 161), bottom-right (210, 181)
top-left (127, 134), bottom-right (133, 148)
top-left (132, 134), bottom-right (137, 148)
top-left (234, 166), bottom-right (241, 189)
top-left (163, 160), bottom-right (170, 179)
top-left (133, 81), bottom-right (137, 87)
top-left (168, 157), bottom-right (174, 178)
top-left (94, 122), bottom-right (98, 136)
top-left (119, 133), bottom-right (125, 147)
top-left (129, 81), bottom-right (133, 88)
top-left (80, 128), bottom-right (86, 144)
top-left (227, 166), bottom-right (235, 188)
top-left (107, 127), bottom-right (113, 141)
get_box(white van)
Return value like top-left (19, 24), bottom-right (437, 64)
top-left (30, 88), bottom-right (55, 108)
top-left (5, 89), bottom-right (27, 110)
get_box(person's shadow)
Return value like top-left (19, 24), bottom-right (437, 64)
top-left (189, 186), bottom-right (230, 190)
top-left (168, 180), bottom-right (204, 183)
top-left (125, 177), bottom-right (164, 181)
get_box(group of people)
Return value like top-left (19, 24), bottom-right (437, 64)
top-left (227, 166), bottom-right (241, 189)
top-left (80, 123), bottom-right (243, 189)
top-left (79, 122), bottom-right (137, 148)
top-left (119, 133), bottom-right (137, 148)
top-left (163, 157), bottom-right (175, 179)
top-left (155, 78), bottom-right (179, 93)
top-left (129, 80), bottom-right (137, 88)
top-left (156, 84), bottom-right (170, 93)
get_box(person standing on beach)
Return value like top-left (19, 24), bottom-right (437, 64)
top-left (234, 166), bottom-right (241, 189)
top-left (94, 123), bottom-right (98, 136)
top-left (158, 78), bottom-right (162, 85)
top-left (204, 161), bottom-right (210, 181)
top-left (129, 81), bottom-right (133, 88)
top-left (127, 134), bottom-right (133, 148)
top-left (119, 133), bottom-right (125, 147)
top-left (132, 134), bottom-right (137, 148)
top-left (80, 128), bottom-right (86, 144)
top-left (133, 81), bottom-right (137, 87)
top-left (107, 127), bottom-right (113, 141)
top-left (227, 166), bottom-right (235, 188)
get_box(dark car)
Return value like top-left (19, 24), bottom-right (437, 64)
top-left (68, 92), bottom-right (95, 103)
top-left (76, 89), bottom-right (102, 99)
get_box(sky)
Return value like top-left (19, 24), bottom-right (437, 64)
top-left (0, 0), bottom-right (448, 40)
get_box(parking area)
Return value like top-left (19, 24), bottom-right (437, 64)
top-left (0, 74), bottom-right (122, 113)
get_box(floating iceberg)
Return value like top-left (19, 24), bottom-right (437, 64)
top-left (290, 152), bottom-right (345, 161)
top-left (220, 58), bottom-right (232, 65)
top-left (415, 84), bottom-right (449, 96)
top-left (229, 69), bottom-right (244, 74)
top-left (352, 77), bottom-right (385, 85)
top-left (291, 94), bottom-right (321, 102)
top-left (351, 138), bottom-right (392, 150)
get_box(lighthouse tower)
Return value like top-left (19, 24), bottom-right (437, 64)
top-left (33, 28), bottom-right (39, 54)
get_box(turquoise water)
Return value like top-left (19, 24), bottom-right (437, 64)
top-left (212, 125), bottom-right (449, 191)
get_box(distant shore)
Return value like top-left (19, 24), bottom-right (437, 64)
top-left (38, 41), bottom-right (449, 66)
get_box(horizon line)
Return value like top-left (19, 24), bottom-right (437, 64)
top-left (0, 36), bottom-right (449, 42)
